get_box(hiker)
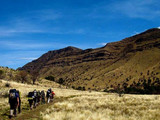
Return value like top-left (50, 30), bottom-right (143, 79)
top-left (28, 92), bottom-right (34, 110)
top-left (33, 89), bottom-right (37, 108)
top-left (50, 90), bottom-right (55, 102)
top-left (9, 89), bottom-right (19, 118)
top-left (37, 90), bottom-right (41, 105)
top-left (16, 90), bottom-right (21, 113)
top-left (41, 90), bottom-right (45, 104)
top-left (46, 88), bottom-right (52, 103)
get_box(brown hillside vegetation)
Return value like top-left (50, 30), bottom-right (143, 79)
top-left (0, 66), bottom-right (35, 84)
top-left (20, 28), bottom-right (160, 92)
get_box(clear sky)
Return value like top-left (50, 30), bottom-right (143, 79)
top-left (0, 0), bottom-right (160, 69)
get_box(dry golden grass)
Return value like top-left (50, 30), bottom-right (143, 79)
top-left (41, 91), bottom-right (160, 120)
top-left (1, 79), bottom-right (160, 120)
top-left (0, 80), bottom-right (46, 112)
top-left (0, 79), bottom-right (81, 112)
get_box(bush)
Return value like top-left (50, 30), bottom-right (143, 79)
top-left (45, 76), bottom-right (55, 81)
top-left (58, 78), bottom-right (64, 84)
top-left (15, 71), bottom-right (31, 83)
top-left (77, 86), bottom-right (82, 90)
top-left (82, 87), bottom-right (86, 91)
top-left (0, 70), bottom-right (4, 79)
top-left (0, 70), bottom-right (3, 74)
top-left (103, 89), bottom-right (108, 92)
top-left (72, 86), bottom-right (75, 89)
top-left (76, 86), bottom-right (86, 91)
top-left (5, 82), bottom-right (10, 87)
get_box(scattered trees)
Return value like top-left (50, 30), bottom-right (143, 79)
top-left (30, 71), bottom-right (39, 84)
top-left (15, 71), bottom-right (31, 83)
top-left (76, 86), bottom-right (85, 91)
top-left (103, 75), bottom-right (160, 94)
top-left (122, 77), bottom-right (160, 94)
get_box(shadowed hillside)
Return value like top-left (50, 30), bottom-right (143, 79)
top-left (19, 28), bottom-right (160, 92)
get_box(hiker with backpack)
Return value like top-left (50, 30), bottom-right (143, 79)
top-left (16, 90), bottom-right (21, 113)
top-left (37, 90), bottom-right (41, 105)
top-left (33, 89), bottom-right (37, 108)
top-left (50, 90), bottom-right (55, 102)
top-left (9, 89), bottom-right (19, 118)
top-left (46, 88), bottom-right (52, 103)
top-left (28, 91), bottom-right (34, 110)
top-left (41, 90), bottom-right (45, 104)
top-left (46, 88), bottom-right (55, 103)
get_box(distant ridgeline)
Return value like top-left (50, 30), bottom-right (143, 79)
top-left (19, 28), bottom-right (160, 94)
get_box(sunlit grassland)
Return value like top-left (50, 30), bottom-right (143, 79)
top-left (0, 79), bottom-right (160, 120)
top-left (42, 92), bottom-right (160, 120)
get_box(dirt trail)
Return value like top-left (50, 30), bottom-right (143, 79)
top-left (15, 97), bottom-right (63, 120)
top-left (0, 97), bottom-right (60, 120)
top-left (2, 96), bottom-right (76, 120)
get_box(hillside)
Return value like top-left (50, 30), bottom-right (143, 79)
top-left (20, 28), bottom-right (160, 92)
top-left (0, 67), bottom-right (18, 81)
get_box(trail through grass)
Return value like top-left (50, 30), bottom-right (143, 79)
top-left (0, 96), bottom-right (78, 120)
top-left (1, 80), bottom-right (160, 120)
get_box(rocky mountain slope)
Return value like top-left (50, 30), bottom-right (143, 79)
top-left (20, 28), bottom-right (160, 91)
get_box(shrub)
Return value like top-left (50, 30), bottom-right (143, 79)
top-left (76, 86), bottom-right (86, 91)
top-left (82, 87), bottom-right (85, 91)
top-left (72, 86), bottom-right (75, 89)
top-left (5, 82), bottom-right (10, 87)
top-left (77, 86), bottom-right (82, 90)
top-left (45, 76), bottom-right (55, 81)
top-left (103, 89), bottom-right (108, 92)
top-left (0, 70), bottom-right (4, 79)
top-left (15, 71), bottom-right (31, 83)
top-left (58, 78), bottom-right (64, 84)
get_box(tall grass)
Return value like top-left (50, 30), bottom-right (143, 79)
top-left (41, 92), bottom-right (160, 120)
top-left (0, 79), bottom-right (160, 120)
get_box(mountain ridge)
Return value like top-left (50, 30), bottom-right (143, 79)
top-left (19, 28), bottom-right (160, 91)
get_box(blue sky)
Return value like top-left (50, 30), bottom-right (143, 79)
top-left (0, 0), bottom-right (160, 69)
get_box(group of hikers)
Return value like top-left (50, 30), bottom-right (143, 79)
top-left (8, 88), bottom-right (55, 118)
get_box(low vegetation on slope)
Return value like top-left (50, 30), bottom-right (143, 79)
top-left (0, 66), bottom-right (33, 84)
top-left (20, 28), bottom-right (160, 93)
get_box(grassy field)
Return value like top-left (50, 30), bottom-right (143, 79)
top-left (41, 93), bottom-right (160, 120)
top-left (0, 79), bottom-right (160, 120)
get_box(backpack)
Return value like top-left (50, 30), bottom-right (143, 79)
top-left (9, 89), bottom-right (17, 100)
top-left (41, 91), bottom-right (45, 98)
top-left (28, 92), bottom-right (34, 98)
top-left (33, 91), bottom-right (37, 97)
top-left (37, 91), bottom-right (41, 97)
top-left (41, 91), bottom-right (44, 95)
top-left (47, 90), bottom-right (51, 97)
top-left (49, 89), bottom-right (52, 93)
